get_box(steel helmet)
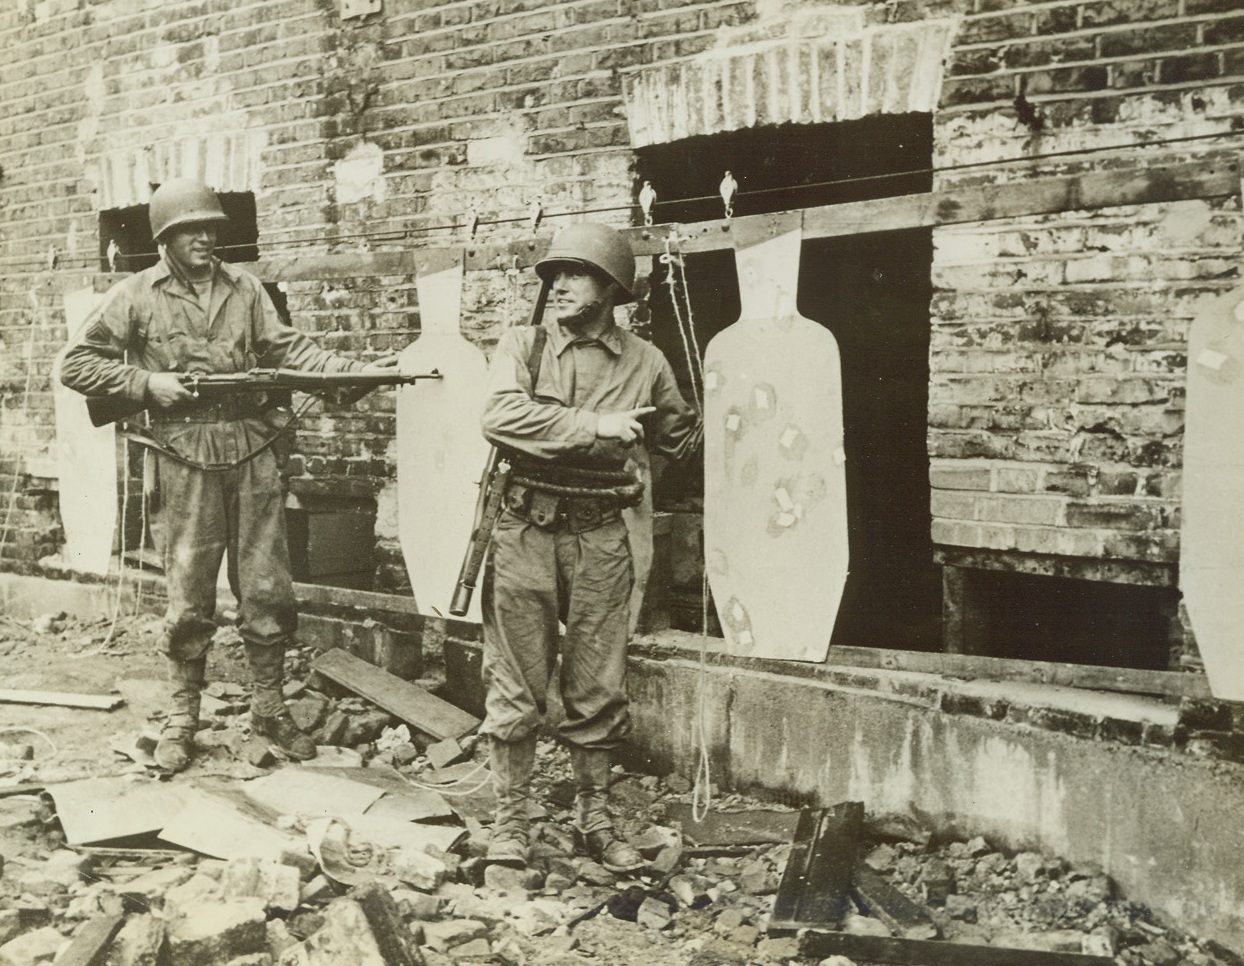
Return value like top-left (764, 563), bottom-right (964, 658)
top-left (148, 178), bottom-right (229, 240)
top-left (535, 222), bottom-right (636, 304)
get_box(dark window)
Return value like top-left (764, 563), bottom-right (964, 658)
top-left (99, 190), bottom-right (259, 272)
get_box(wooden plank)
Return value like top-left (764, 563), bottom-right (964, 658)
top-left (771, 802), bottom-right (864, 931)
top-left (822, 646), bottom-right (1211, 700)
top-left (51, 914), bottom-right (126, 966)
top-left (665, 803), bottom-right (801, 847)
top-left (853, 863), bottom-right (938, 940)
top-left (800, 156), bottom-right (1239, 241)
top-left (800, 930), bottom-right (1114, 966)
top-left (312, 648), bottom-right (480, 741)
top-left (214, 158), bottom-right (1238, 283)
top-left (0, 688), bottom-right (124, 711)
top-left (294, 582), bottom-right (422, 617)
top-left (253, 250), bottom-right (413, 282)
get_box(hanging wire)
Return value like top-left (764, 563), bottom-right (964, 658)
top-left (0, 129), bottom-right (1239, 274)
top-left (662, 232), bottom-right (703, 414)
top-left (659, 229), bottom-right (715, 821)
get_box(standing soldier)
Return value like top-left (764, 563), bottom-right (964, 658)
top-left (480, 222), bottom-right (701, 872)
top-left (60, 178), bottom-right (395, 773)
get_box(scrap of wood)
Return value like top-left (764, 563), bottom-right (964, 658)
top-left (800, 930), bottom-right (1114, 966)
top-left (0, 783), bottom-right (44, 799)
top-left (665, 803), bottom-right (801, 847)
top-left (50, 913), bottom-right (125, 966)
top-left (852, 862), bottom-right (938, 940)
top-left (770, 801), bottom-right (865, 931)
top-left (312, 649), bottom-right (480, 741)
top-left (0, 688), bottom-right (123, 711)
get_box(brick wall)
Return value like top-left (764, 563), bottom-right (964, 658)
top-left (2, 0), bottom-right (1244, 595)
top-left (930, 0), bottom-right (1244, 577)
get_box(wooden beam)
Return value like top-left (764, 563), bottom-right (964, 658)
top-left (0, 688), bottom-right (124, 711)
top-left (312, 648), bottom-right (480, 741)
top-left (771, 802), bottom-right (865, 931)
top-left (852, 863), bottom-right (938, 941)
top-left (236, 157), bottom-right (1237, 283)
top-left (821, 646), bottom-right (1212, 700)
top-left (800, 930), bottom-right (1114, 966)
top-left (51, 915), bottom-right (126, 966)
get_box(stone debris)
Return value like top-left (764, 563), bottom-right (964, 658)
top-left (0, 624), bottom-right (1234, 966)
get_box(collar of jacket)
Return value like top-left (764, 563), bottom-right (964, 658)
top-left (147, 255), bottom-right (242, 292)
top-left (548, 318), bottom-right (623, 357)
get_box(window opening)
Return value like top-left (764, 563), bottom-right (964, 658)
top-left (954, 569), bottom-right (1177, 671)
top-left (99, 190), bottom-right (259, 273)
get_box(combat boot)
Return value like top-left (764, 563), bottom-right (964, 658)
top-left (245, 642), bottom-right (315, 761)
top-left (487, 733), bottom-right (537, 866)
top-left (154, 657), bottom-right (206, 773)
top-left (570, 746), bottom-right (645, 874)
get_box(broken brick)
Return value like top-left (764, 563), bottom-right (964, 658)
top-left (0, 924), bottom-right (64, 965)
top-left (482, 863), bottom-right (542, 895)
top-left (297, 898), bottom-right (391, 966)
top-left (426, 738), bottom-right (467, 771)
top-left (221, 858), bottom-right (302, 913)
top-left (165, 898), bottom-right (267, 966)
top-left (394, 848), bottom-right (448, 892)
top-left (637, 897), bottom-right (673, 930)
top-left (109, 913), bottom-right (166, 966)
top-left (422, 919), bottom-right (488, 953)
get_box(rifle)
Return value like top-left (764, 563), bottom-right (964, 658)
top-left (85, 367), bottom-right (442, 428)
top-left (449, 280), bottom-right (551, 617)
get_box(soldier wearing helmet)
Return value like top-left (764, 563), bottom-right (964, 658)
top-left (479, 222), bottom-right (702, 873)
top-left (61, 178), bottom-right (396, 773)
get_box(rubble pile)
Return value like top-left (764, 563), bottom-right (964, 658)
top-left (859, 839), bottom-right (1238, 966)
top-left (0, 611), bottom-right (1239, 965)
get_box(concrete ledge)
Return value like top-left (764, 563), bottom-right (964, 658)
top-left (623, 642), bottom-right (1244, 952)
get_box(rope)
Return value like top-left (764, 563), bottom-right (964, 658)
top-left (660, 230), bottom-right (714, 821)
top-left (691, 571), bottom-right (713, 823)
top-left (98, 435), bottom-right (131, 651)
top-left (400, 758), bottom-right (493, 797)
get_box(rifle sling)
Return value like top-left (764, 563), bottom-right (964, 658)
top-left (117, 400), bottom-right (309, 473)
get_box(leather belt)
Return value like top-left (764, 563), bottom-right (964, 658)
top-left (503, 483), bottom-right (622, 533)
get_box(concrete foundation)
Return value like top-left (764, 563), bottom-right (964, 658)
top-left (621, 641), bottom-right (1244, 952)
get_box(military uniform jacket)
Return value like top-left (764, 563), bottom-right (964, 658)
top-left (60, 256), bottom-right (362, 407)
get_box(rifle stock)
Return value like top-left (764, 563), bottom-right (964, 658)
top-left (83, 367), bottom-right (439, 428)
top-left (448, 450), bottom-right (508, 616)
top-left (448, 279), bottom-right (551, 617)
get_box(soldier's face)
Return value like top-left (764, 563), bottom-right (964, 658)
top-left (163, 222), bottom-right (217, 275)
top-left (552, 266), bottom-right (613, 328)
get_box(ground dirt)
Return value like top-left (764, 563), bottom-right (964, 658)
top-left (0, 610), bottom-right (1238, 966)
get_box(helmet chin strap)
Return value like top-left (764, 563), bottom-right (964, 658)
top-left (160, 240), bottom-right (214, 285)
top-left (556, 282), bottom-right (620, 331)
top-left (557, 297), bottom-right (607, 329)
